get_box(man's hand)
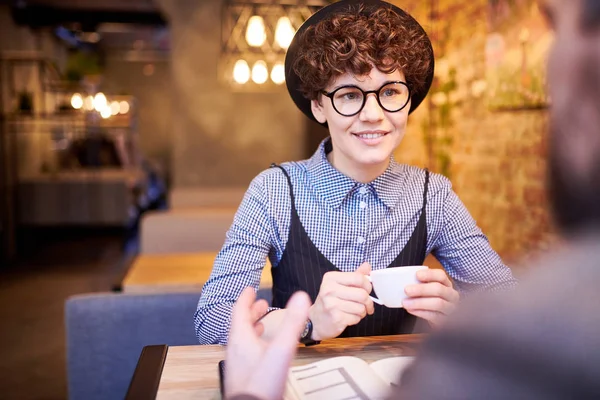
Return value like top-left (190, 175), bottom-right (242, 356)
top-left (309, 262), bottom-right (375, 340)
top-left (402, 268), bottom-right (459, 327)
top-left (225, 287), bottom-right (311, 400)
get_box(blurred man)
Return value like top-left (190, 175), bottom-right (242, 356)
top-left (225, 0), bottom-right (600, 398)
top-left (396, 0), bottom-right (600, 397)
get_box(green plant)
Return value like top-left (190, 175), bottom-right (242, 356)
top-left (422, 68), bottom-right (457, 179)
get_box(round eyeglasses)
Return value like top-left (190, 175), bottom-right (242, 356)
top-left (321, 81), bottom-right (411, 117)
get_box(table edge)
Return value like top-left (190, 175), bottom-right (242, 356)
top-left (125, 344), bottom-right (169, 400)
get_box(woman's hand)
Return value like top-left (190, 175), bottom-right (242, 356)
top-left (402, 268), bottom-right (459, 327)
top-left (309, 262), bottom-right (375, 340)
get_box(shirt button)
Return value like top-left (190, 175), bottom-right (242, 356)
top-left (358, 187), bottom-right (368, 195)
top-left (359, 201), bottom-right (367, 209)
top-left (356, 236), bottom-right (365, 244)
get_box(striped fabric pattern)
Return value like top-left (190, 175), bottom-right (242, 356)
top-left (270, 164), bottom-right (429, 338)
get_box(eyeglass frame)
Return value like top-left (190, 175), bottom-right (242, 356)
top-left (320, 81), bottom-right (412, 117)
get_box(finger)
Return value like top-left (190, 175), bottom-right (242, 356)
top-left (334, 285), bottom-right (370, 303)
top-left (318, 300), bottom-right (364, 331)
top-left (230, 287), bottom-right (257, 332)
top-left (403, 296), bottom-right (457, 316)
top-left (332, 313), bottom-right (362, 328)
top-left (355, 262), bottom-right (371, 275)
top-left (249, 299), bottom-right (269, 337)
top-left (333, 298), bottom-right (371, 318)
top-left (272, 291), bottom-right (312, 349)
top-left (416, 268), bottom-right (453, 287)
top-left (328, 271), bottom-right (371, 292)
top-left (405, 282), bottom-right (459, 303)
top-left (333, 286), bottom-right (375, 315)
top-left (250, 299), bottom-right (269, 323)
top-left (227, 287), bottom-right (259, 388)
top-left (245, 293), bottom-right (311, 399)
top-left (253, 321), bottom-right (265, 337)
top-left (356, 262), bottom-right (373, 293)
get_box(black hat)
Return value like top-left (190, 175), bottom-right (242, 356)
top-left (284, 0), bottom-right (435, 124)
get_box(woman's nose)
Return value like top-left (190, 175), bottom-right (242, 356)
top-left (359, 93), bottom-right (384, 121)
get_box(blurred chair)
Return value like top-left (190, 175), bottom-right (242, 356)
top-left (139, 208), bottom-right (236, 254)
top-left (65, 289), bottom-right (272, 400)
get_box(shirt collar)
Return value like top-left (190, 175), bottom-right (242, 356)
top-left (371, 159), bottom-right (408, 208)
top-left (307, 138), bottom-right (408, 209)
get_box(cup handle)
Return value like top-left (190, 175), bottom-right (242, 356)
top-left (366, 275), bottom-right (383, 305)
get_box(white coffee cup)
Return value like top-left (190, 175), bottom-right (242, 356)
top-left (366, 266), bottom-right (429, 308)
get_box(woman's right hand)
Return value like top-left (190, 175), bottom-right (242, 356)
top-left (309, 262), bottom-right (375, 340)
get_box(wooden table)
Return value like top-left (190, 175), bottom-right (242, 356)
top-left (121, 252), bottom-right (273, 294)
top-left (126, 335), bottom-right (422, 399)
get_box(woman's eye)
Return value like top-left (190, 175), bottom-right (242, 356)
top-left (336, 90), bottom-right (362, 101)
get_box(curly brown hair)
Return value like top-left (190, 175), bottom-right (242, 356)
top-left (293, 4), bottom-right (433, 101)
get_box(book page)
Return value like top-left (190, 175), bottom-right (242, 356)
top-left (368, 356), bottom-right (415, 387)
top-left (285, 356), bottom-right (392, 400)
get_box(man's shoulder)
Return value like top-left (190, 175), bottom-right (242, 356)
top-left (449, 232), bottom-right (600, 344)
top-left (399, 234), bottom-right (600, 399)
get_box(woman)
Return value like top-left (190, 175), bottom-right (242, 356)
top-left (195, 0), bottom-right (516, 345)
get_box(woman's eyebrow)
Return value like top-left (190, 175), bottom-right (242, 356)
top-left (329, 81), bottom-right (399, 92)
top-left (328, 83), bottom-right (359, 91)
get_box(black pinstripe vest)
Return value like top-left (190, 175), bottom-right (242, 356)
top-left (269, 163), bottom-right (430, 337)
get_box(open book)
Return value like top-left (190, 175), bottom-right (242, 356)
top-left (285, 356), bottom-right (415, 400)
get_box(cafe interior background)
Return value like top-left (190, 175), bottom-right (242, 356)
top-left (0, 0), bottom-right (555, 398)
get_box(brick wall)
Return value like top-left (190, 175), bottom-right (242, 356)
top-left (392, 0), bottom-right (557, 266)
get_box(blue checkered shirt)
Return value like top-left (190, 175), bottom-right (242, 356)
top-left (194, 139), bottom-right (517, 344)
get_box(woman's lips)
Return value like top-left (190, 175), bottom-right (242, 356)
top-left (353, 131), bottom-right (389, 145)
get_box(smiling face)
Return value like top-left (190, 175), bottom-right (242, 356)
top-left (311, 68), bottom-right (411, 182)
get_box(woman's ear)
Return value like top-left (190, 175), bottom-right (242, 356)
top-left (311, 99), bottom-right (327, 124)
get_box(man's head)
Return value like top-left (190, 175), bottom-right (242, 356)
top-left (543, 0), bottom-right (600, 233)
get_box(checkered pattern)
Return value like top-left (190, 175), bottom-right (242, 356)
top-left (194, 139), bottom-right (517, 344)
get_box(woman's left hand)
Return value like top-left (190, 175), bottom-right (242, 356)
top-left (402, 268), bottom-right (459, 327)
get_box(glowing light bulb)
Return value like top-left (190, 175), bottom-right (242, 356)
top-left (233, 59), bottom-right (250, 84)
top-left (274, 17), bottom-right (295, 49)
top-left (270, 63), bottom-right (285, 85)
top-left (93, 92), bottom-right (107, 112)
top-left (110, 101), bottom-right (120, 115)
top-left (119, 101), bottom-right (130, 114)
top-left (100, 107), bottom-right (111, 119)
top-left (251, 60), bottom-right (268, 84)
top-left (71, 93), bottom-right (83, 109)
top-left (246, 15), bottom-right (266, 47)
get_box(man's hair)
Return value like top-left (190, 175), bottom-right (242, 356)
top-left (582, 0), bottom-right (600, 31)
top-left (292, 5), bottom-right (432, 100)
